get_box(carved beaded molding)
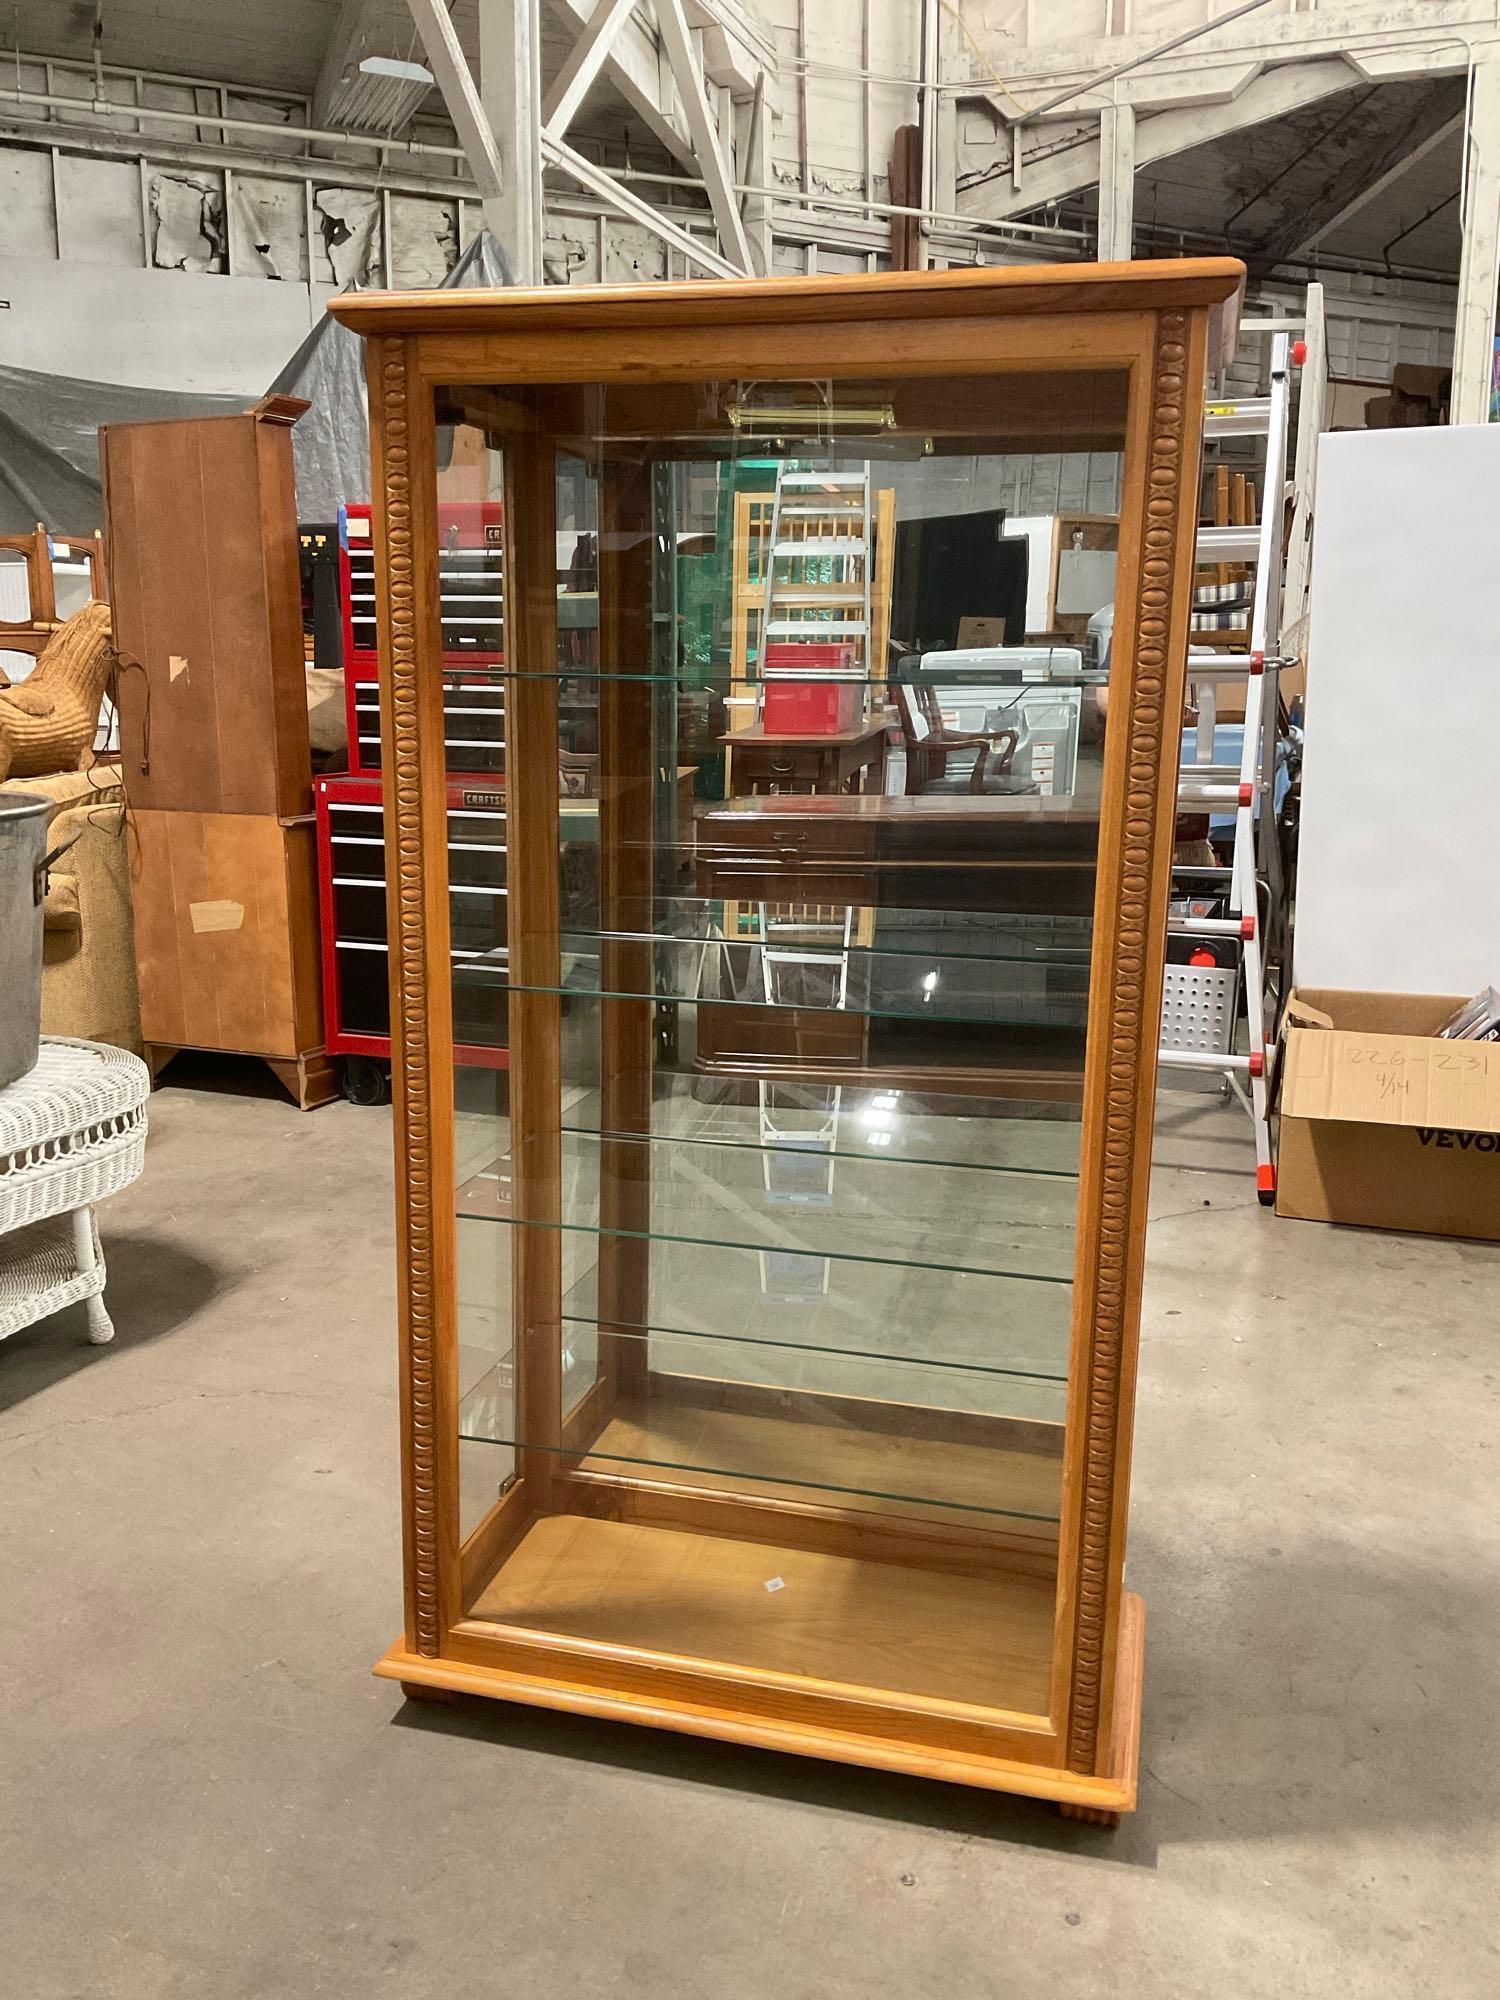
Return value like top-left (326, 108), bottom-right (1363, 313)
top-left (1066, 309), bottom-right (1190, 1772)
top-left (378, 336), bottom-right (442, 1657)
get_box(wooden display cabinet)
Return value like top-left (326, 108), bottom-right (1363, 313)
top-left (331, 259), bottom-right (1242, 1821)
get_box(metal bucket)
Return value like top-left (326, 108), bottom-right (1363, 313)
top-left (0, 791), bottom-right (52, 1089)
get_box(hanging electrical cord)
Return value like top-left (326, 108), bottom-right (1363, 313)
top-left (938, 0), bottom-right (1035, 118)
top-left (364, 17), bottom-right (428, 285)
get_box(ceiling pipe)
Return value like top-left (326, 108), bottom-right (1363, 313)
top-left (1383, 186), bottom-right (1460, 263)
top-left (0, 82), bottom-right (470, 163)
top-left (0, 85), bottom-right (1093, 249)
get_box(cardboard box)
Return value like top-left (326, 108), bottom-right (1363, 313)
top-left (1277, 989), bottom-right (1500, 1241)
top-left (1327, 375), bottom-right (1388, 430)
top-left (1392, 362), bottom-right (1450, 423)
top-left (1363, 366), bottom-right (1451, 431)
top-left (956, 615), bottom-right (1008, 648)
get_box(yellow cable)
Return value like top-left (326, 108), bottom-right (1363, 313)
top-left (939, 0), bottom-right (1036, 118)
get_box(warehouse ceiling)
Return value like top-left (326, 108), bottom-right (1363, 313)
top-left (1131, 76), bottom-right (1466, 280)
top-left (3, 0), bottom-right (643, 141)
top-left (7, 0), bottom-right (344, 97)
top-left (1003, 73), bottom-right (1466, 285)
top-left (3, 7), bottom-right (1473, 287)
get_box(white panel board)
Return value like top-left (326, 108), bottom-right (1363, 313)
top-left (1296, 426), bottom-right (1500, 997)
top-left (0, 254), bottom-right (318, 394)
top-left (1055, 547), bottom-right (1118, 617)
top-left (0, 149), bottom-right (56, 260)
top-left (56, 155), bottom-right (146, 269)
top-left (1004, 515), bottom-right (1056, 637)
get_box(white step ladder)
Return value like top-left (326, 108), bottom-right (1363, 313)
top-left (1160, 323), bottom-right (1303, 1205)
top-left (757, 467), bottom-right (874, 700)
top-left (745, 462), bottom-right (873, 1223)
top-left (753, 903), bottom-right (856, 1301)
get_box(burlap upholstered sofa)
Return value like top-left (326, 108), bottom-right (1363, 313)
top-left (0, 763), bottom-right (142, 1055)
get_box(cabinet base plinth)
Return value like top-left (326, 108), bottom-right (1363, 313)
top-left (374, 1590), bottom-right (1144, 1820)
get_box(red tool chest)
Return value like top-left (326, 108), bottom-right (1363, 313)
top-left (320, 499), bottom-right (512, 1087)
top-left (315, 772), bottom-right (510, 1074)
top-left (339, 499), bottom-right (506, 780)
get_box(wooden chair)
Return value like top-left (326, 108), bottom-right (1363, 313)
top-left (0, 529), bottom-right (107, 670)
top-left (893, 676), bottom-right (1026, 795)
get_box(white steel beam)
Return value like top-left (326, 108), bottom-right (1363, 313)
top-left (404, 0), bottom-right (504, 198)
top-left (1097, 98), bottom-right (1134, 260)
top-left (542, 0), bottom-right (640, 143)
top-left (479, 0), bottom-right (543, 281)
top-left (542, 0), bottom-right (696, 170)
top-left (653, 0), bottom-right (753, 272)
top-left (1282, 280), bottom-right (1326, 662)
top-left (738, 70), bottom-right (771, 276)
top-left (973, 0), bottom-right (1485, 98)
top-left (964, 59), bottom-right (1358, 221)
top-left (1452, 55), bottom-right (1500, 426)
top-left (542, 131), bottom-right (740, 277)
top-left (917, 0), bottom-right (940, 267)
top-left (1011, 0), bottom-right (1280, 127)
top-left (686, 0), bottom-right (774, 96)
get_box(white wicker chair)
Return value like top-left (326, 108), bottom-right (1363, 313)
top-left (0, 1038), bottom-right (149, 1345)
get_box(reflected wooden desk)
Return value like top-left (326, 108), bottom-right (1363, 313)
top-left (695, 794), bottom-right (1101, 1098)
top-left (722, 719), bottom-right (887, 796)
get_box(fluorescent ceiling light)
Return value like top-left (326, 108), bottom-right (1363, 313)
top-left (725, 403), bottom-right (895, 432)
top-left (359, 56), bottom-right (434, 85)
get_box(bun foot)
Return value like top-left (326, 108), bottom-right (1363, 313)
top-left (1058, 1801), bottom-right (1122, 1829)
top-left (399, 1680), bottom-right (463, 1706)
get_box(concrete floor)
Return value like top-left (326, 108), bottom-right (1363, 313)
top-left (3, 1060), bottom-right (1498, 2000)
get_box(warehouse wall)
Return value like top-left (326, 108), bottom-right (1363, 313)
top-left (0, 254), bottom-right (325, 394)
top-left (0, 111), bottom-right (468, 393)
top-left (758, 0), bottom-right (929, 218)
top-left (0, 9), bottom-right (1464, 397)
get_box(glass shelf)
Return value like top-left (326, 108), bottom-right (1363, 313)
top-left (559, 899), bottom-right (1093, 966)
top-left (458, 1320), bottom-right (1065, 1527)
top-left (491, 970), bottom-right (1092, 1038)
top-left (562, 1119), bottom-right (1081, 1182)
top-left (490, 1211), bottom-right (1073, 1287)
top-left (542, 1127), bottom-right (1080, 1282)
top-left (453, 1073), bottom-right (1083, 1167)
top-left (463, 1428), bottom-right (1062, 1528)
top-left (553, 1313), bottom-right (1069, 1389)
top-left (452, 911), bottom-right (1092, 1032)
top-left (448, 665), bottom-right (1111, 689)
top-left (455, 1207), bottom-right (1073, 1384)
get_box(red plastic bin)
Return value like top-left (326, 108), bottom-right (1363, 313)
top-left (762, 641), bottom-right (859, 672)
top-left (762, 678), bottom-right (862, 733)
top-left (761, 640), bottom-right (862, 734)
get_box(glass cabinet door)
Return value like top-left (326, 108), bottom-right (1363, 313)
top-left (436, 366), bottom-right (1128, 1725)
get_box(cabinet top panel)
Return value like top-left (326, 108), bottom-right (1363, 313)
top-left (327, 257), bottom-right (1244, 354)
